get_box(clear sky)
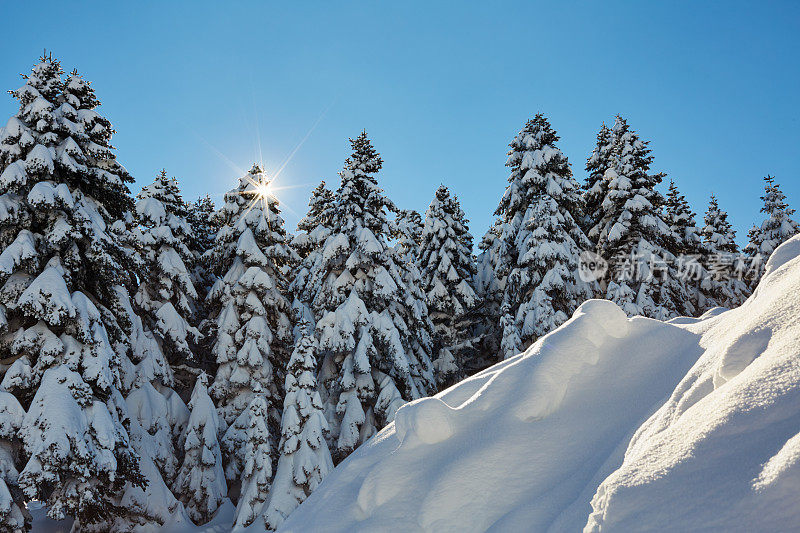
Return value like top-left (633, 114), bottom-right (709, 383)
top-left (1, 1), bottom-right (798, 246)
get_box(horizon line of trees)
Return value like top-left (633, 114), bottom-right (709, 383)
top-left (0, 54), bottom-right (797, 532)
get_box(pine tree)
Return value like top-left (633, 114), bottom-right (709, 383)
top-left (663, 180), bottom-right (704, 316)
top-left (0, 55), bottom-right (145, 526)
top-left (583, 122), bottom-right (615, 244)
top-left (593, 116), bottom-right (682, 320)
top-left (474, 218), bottom-right (504, 359)
top-left (174, 372), bottom-right (227, 525)
top-left (186, 194), bottom-right (220, 300)
top-left (106, 289), bottom-right (189, 532)
top-left (290, 181), bottom-right (335, 327)
top-left (390, 207), bottom-right (438, 391)
top-left (263, 322), bottom-right (332, 531)
top-left (307, 132), bottom-right (435, 461)
top-left (133, 170), bottom-right (200, 365)
top-left (419, 185), bottom-right (479, 385)
top-left (206, 165), bottom-right (294, 499)
top-left (701, 195), bottom-right (749, 309)
top-left (479, 114), bottom-right (594, 360)
top-left (293, 181), bottom-right (334, 262)
top-left (231, 387), bottom-right (273, 529)
top-left (0, 391), bottom-right (28, 531)
top-left (393, 208), bottom-right (423, 263)
top-left (745, 175), bottom-right (799, 286)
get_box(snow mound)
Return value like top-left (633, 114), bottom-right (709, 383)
top-left (281, 235), bottom-right (800, 533)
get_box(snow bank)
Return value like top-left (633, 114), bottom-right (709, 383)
top-left (281, 235), bottom-right (800, 532)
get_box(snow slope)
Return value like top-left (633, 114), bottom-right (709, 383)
top-left (281, 235), bottom-right (800, 532)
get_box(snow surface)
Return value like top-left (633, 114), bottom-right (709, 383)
top-left (280, 235), bottom-right (800, 532)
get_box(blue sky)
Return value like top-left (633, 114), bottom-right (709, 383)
top-left (1, 1), bottom-right (798, 245)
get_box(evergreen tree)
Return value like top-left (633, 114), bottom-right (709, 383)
top-left (290, 181), bottom-right (335, 327)
top-left (263, 322), bottom-right (332, 531)
top-left (663, 180), bottom-right (704, 316)
top-left (592, 116), bottom-right (682, 320)
top-left (474, 218), bottom-right (504, 360)
top-left (392, 208), bottom-right (423, 263)
top-left (745, 175), bottom-right (799, 286)
top-left (232, 387), bottom-right (273, 529)
top-left (0, 55), bottom-right (145, 526)
top-left (206, 165), bottom-right (294, 498)
top-left (478, 114), bottom-right (594, 360)
top-left (293, 181), bottom-right (335, 262)
top-left (0, 392), bottom-right (28, 531)
top-left (186, 194), bottom-right (220, 300)
top-left (701, 195), bottom-right (749, 309)
top-left (583, 122), bottom-right (615, 244)
top-left (419, 185), bottom-right (479, 385)
top-left (105, 289), bottom-right (189, 532)
top-left (133, 170), bottom-right (200, 365)
top-left (174, 372), bottom-right (227, 525)
top-left (307, 132), bottom-right (435, 461)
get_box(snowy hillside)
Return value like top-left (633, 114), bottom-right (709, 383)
top-left (281, 236), bottom-right (800, 532)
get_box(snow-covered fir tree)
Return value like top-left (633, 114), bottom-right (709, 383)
top-left (263, 322), bottom-right (332, 531)
top-left (290, 180), bottom-right (335, 327)
top-left (745, 175), bottom-right (799, 286)
top-left (592, 116), bottom-right (683, 320)
top-left (206, 164), bottom-right (294, 499)
top-left (663, 180), bottom-right (705, 316)
top-left (307, 132), bottom-right (435, 461)
top-left (700, 195), bottom-right (749, 309)
top-left (583, 122), bottom-right (615, 244)
top-left (174, 372), bottom-right (227, 525)
top-left (0, 391), bottom-right (28, 531)
top-left (478, 114), bottom-right (594, 360)
top-left (105, 286), bottom-right (189, 532)
top-left (186, 194), bottom-right (220, 300)
top-left (293, 181), bottom-right (334, 262)
top-left (231, 386), bottom-right (273, 529)
top-left (0, 55), bottom-right (146, 527)
top-left (419, 185), bottom-right (479, 385)
top-left (474, 218), bottom-right (504, 359)
top-left (390, 207), bottom-right (438, 389)
top-left (392, 208), bottom-right (423, 263)
top-left (133, 170), bottom-right (200, 365)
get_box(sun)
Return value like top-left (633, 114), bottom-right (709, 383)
top-left (254, 179), bottom-right (272, 200)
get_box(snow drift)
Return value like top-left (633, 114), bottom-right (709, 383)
top-left (281, 235), bottom-right (800, 532)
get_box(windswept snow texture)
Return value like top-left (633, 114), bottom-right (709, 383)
top-left (282, 236), bottom-right (800, 532)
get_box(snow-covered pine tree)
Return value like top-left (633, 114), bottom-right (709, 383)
top-left (89, 282), bottom-right (190, 532)
top-left (290, 180), bottom-right (335, 327)
top-left (185, 194), bottom-right (221, 381)
top-left (478, 114), bottom-right (594, 360)
top-left (309, 132), bottom-right (435, 461)
top-left (700, 195), bottom-right (749, 310)
top-left (186, 194), bottom-right (220, 301)
top-left (293, 181), bottom-right (334, 262)
top-left (474, 218), bottom-right (504, 359)
top-left (133, 170), bottom-right (200, 366)
top-left (593, 116), bottom-right (682, 320)
top-left (393, 208), bottom-right (423, 263)
top-left (390, 207), bottom-right (438, 390)
top-left (663, 180), bottom-right (705, 316)
top-left (231, 386), bottom-right (273, 529)
top-left (0, 55), bottom-right (146, 526)
top-left (745, 175), bottom-right (800, 287)
top-left (0, 391), bottom-right (28, 531)
top-left (419, 185), bottom-right (479, 385)
top-left (263, 321), bottom-right (332, 531)
top-left (583, 122), bottom-right (615, 245)
top-left (206, 165), bottom-right (294, 499)
top-left (174, 372), bottom-right (227, 524)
